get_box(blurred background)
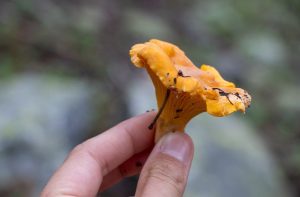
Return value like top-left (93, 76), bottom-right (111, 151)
top-left (0, 0), bottom-right (299, 196)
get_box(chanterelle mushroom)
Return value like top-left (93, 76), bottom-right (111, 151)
top-left (130, 39), bottom-right (251, 142)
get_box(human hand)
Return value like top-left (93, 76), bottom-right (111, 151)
top-left (41, 112), bottom-right (194, 197)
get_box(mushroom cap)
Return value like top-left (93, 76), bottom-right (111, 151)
top-left (130, 39), bottom-right (251, 117)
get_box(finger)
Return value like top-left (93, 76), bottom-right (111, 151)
top-left (99, 147), bottom-right (152, 191)
top-left (135, 132), bottom-right (194, 197)
top-left (42, 112), bottom-right (156, 197)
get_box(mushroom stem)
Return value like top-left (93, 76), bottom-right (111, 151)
top-left (155, 118), bottom-right (185, 142)
top-left (148, 89), bottom-right (171, 130)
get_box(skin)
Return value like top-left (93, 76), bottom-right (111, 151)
top-left (41, 112), bottom-right (194, 197)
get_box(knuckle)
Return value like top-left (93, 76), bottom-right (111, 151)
top-left (70, 142), bottom-right (109, 175)
top-left (68, 143), bottom-right (85, 158)
top-left (71, 143), bottom-right (85, 154)
top-left (69, 143), bottom-right (88, 159)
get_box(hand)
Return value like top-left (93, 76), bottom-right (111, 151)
top-left (41, 112), bottom-right (194, 197)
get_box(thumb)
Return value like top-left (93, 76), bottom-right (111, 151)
top-left (135, 132), bottom-right (194, 197)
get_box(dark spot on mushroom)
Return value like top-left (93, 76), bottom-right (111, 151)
top-left (173, 77), bottom-right (177, 84)
top-left (176, 109), bottom-right (183, 113)
top-left (227, 97), bottom-right (234, 105)
top-left (146, 110), bottom-right (150, 112)
top-left (234, 92), bottom-right (242, 99)
top-left (219, 91), bottom-right (227, 97)
top-left (212, 87), bottom-right (222, 91)
top-left (178, 70), bottom-right (183, 76)
top-left (178, 70), bottom-right (191, 78)
top-left (212, 88), bottom-right (234, 105)
top-left (174, 115), bottom-right (180, 119)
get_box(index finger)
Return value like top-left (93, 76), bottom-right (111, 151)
top-left (41, 112), bottom-right (156, 197)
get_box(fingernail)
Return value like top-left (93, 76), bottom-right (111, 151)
top-left (157, 132), bottom-right (191, 164)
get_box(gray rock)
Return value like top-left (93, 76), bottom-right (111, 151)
top-left (0, 74), bottom-right (99, 196)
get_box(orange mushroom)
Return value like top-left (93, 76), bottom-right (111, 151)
top-left (130, 39), bottom-right (251, 142)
